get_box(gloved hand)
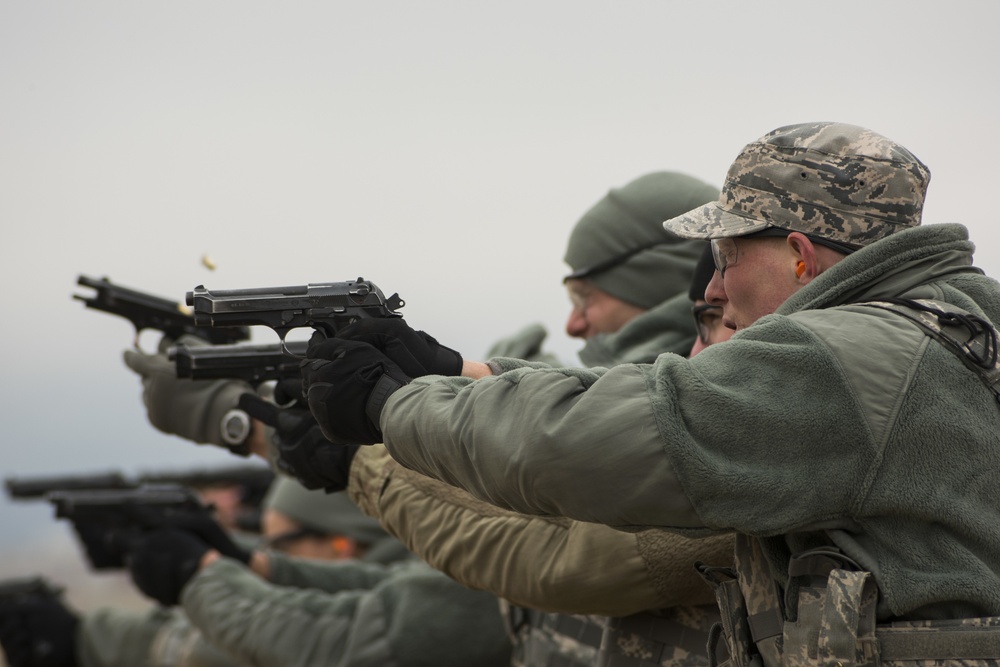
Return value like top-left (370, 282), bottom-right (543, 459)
top-left (127, 529), bottom-right (213, 607)
top-left (486, 323), bottom-right (549, 360)
top-left (122, 335), bottom-right (255, 454)
top-left (272, 378), bottom-right (305, 409)
top-left (158, 511), bottom-right (252, 565)
top-left (0, 587), bottom-right (80, 667)
top-left (335, 318), bottom-right (463, 377)
top-left (301, 338), bottom-right (411, 445)
top-left (239, 393), bottom-right (359, 492)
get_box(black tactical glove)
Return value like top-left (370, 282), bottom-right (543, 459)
top-left (0, 586), bottom-right (79, 667)
top-left (158, 511), bottom-right (252, 566)
top-left (334, 319), bottom-right (463, 377)
top-left (239, 393), bottom-right (359, 492)
top-left (127, 528), bottom-right (213, 607)
top-left (301, 338), bottom-right (411, 445)
top-left (272, 378), bottom-right (306, 409)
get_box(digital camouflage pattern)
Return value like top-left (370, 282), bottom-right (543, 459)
top-left (702, 534), bottom-right (1000, 667)
top-left (695, 534), bottom-right (779, 667)
top-left (663, 122), bottom-right (931, 248)
top-left (598, 605), bottom-right (717, 667)
top-left (502, 601), bottom-right (604, 667)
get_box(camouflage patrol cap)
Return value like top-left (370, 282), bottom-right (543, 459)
top-left (663, 122), bottom-right (930, 247)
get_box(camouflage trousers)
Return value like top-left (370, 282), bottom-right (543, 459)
top-left (502, 601), bottom-right (604, 667)
top-left (598, 605), bottom-right (717, 667)
top-left (501, 601), bottom-right (719, 667)
top-left (699, 535), bottom-right (1000, 667)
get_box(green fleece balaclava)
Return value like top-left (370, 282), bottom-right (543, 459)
top-left (564, 172), bottom-right (718, 309)
top-left (263, 477), bottom-right (389, 545)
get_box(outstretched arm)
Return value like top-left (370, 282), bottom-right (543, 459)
top-left (181, 558), bottom-right (511, 667)
top-left (349, 444), bottom-right (731, 616)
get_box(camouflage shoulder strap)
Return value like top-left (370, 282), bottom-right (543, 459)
top-left (860, 298), bottom-right (1000, 404)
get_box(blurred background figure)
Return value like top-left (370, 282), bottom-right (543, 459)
top-left (2, 476), bottom-right (508, 667)
top-left (489, 171), bottom-right (717, 368)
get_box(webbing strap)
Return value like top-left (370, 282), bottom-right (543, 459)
top-left (862, 298), bottom-right (1000, 404)
top-left (746, 610), bottom-right (782, 644)
top-left (817, 570), bottom-right (874, 665)
top-left (604, 610), bottom-right (714, 657)
top-left (878, 626), bottom-right (1000, 659)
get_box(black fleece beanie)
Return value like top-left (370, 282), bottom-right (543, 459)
top-left (688, 245), bottom-right (716, 302)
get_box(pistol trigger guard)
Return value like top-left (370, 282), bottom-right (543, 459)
top-left (279, 330), bottom-right (318, 359)
top-left (275, 330), bottom-right (297, 358)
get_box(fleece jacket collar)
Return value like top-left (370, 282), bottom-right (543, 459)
top-left (578, 291), bottom-right (696, 367)
top-left (777, 223), bottom-right (980, 316)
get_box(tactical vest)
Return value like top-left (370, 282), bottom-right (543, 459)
top-left (696, 298), bottom-right (1000, 667)
top-left (699, 535), bottom-right (1000, 667)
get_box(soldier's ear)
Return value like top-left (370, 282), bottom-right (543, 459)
top-left (786, 233), bottom-right (819, 283)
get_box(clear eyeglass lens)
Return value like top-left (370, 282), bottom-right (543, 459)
top-left (711, 239), bottom-right (738, 276)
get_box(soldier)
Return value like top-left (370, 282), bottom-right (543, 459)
top-left (488, 173), bottom-right (720, 667)
top-left (346, 245), bottom-right (733, 667)
top-left (274, 173), bottom-right (728, 666)
top-left (0, 481), bottom-right (408, 667)
top-left (122, 171), bottom-right (726, 667)
top-left (687, 248), bottom-right (728, 357)
top-left (339, 176), bottom-right (729, 667)
top-left (301, 122), bottom-right (1000, 664)
top-left (489, 171), bottom-right (716, 366)
top-left (92, 477), bottom-right (509, 667)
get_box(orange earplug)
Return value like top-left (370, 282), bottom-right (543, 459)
top-left (331, 536), bottom-right (354, 557)
top-left (795, 261), bottom-right (806, 278)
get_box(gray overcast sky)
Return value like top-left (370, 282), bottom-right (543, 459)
top-left (1, 0), bottom-right (998, 587)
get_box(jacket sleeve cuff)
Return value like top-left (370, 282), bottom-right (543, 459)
top-left (348, 443), bottom-right (397, 521)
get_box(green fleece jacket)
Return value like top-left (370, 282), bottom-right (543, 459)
top-left (78, 606), bottom-right (236, 667)
top-left (79, 537), bottom-right (509, 667)
top-left (381, 223), bottom-right (1000, 622)
top-left (75, 538), bottom-right (411, 667)
top-left (180, 552), bottom-right (511, 667)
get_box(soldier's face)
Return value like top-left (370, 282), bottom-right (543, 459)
top-left (262, 510), bottom-right (353, 561)
top-left (689, 300), bottom-right (732, 357)
top-left (704, 237), bottom-right (800, 331)
top-left (564, 279), bottom-right (645, 339)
